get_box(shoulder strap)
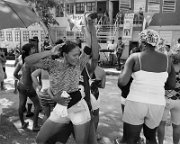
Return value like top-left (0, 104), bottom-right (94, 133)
top-left (138, 53), bottom-right (142, 70)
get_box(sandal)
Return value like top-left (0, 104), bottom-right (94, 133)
top-left (22, 122), bottom-right (29, 129)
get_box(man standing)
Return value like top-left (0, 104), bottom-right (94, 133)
top-left (116, 37), bottom-right (124, 70)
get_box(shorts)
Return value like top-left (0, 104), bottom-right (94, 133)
top-left (123, 100), bottom-right (165, 129)
top-left (40, 98), bottom-right (56, 111)
top-left (49, 99), bottom-right (91, 125)
top-left (37, 92), bottom-right (56, 109)
top-left (91, 94), bottom-right (100, 111)
top-left (162, 98), bottom-right (180, 125)
top-left (17, 82), bottom-right (37, 98)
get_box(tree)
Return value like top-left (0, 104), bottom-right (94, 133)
top-left (25, 0), bottom-right (59, 28)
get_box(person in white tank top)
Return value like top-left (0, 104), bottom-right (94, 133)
top-left (117, 29), bottom-right (176, 144)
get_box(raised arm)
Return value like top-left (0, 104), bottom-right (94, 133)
top-left (85, 13), bottom-right (99, 61)
top-left (25, 44), bottom-right (62, 66)
top-left (80, 13), bottom-right (99, 71)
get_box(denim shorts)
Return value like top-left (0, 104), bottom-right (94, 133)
top-left (17, 82), bottom-right (37, 97)
top-left (49, 99), bottom-right (91, 125)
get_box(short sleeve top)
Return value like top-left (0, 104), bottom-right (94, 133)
top-left (39, 53), bottom-right (89, 95)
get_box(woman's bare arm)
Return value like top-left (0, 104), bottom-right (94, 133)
top-left (25, 44), bottom-right (63, 66)
top-left (118, 54), bottom-right (135, 87)
top-left (31, 69), bottom-right (42, 90)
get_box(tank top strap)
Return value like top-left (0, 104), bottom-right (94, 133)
top-left (166, 55), bottom-right (169, 72)
top-left (138, 53), bottom-right (142, 70)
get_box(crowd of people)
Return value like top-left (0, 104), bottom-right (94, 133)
top-left (0, 12), bottom-right (179, 144)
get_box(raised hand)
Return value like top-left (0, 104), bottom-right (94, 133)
top-left (50, 43), bottom-right (65, 55)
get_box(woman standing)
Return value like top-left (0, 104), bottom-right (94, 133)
top-left (25, 14), bottom-right (99, 144)
top-left (118, 29), bottom-right (176, 144)
top-left (13, 43), bottom-right (41, 131)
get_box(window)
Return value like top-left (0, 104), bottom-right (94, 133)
top-left (6, 31), bottom-right (13, 41)
top-left (15, 31), bottom-right (20, 42)
top-left (56, 4), bottom-right (64, 17)
top-left (163, 0), bottom-right (176, 13)
top-left (0, 31), bottom-right (5, 41)
top-left (31, 30), bottom-right (38, 38)
top-left (86, 2), bottom-right (96, 12)
top-left (57, 30), bottom-right (64, 38)
top-left (23, 31), bottom-right (29, 42)
top-left (147, 0), bottom-right (160, 13)
top-left (66, 3), bottom-right (74, 14)
top-left (76, 3), bottom-right (85, 14)
top-left (119, 0), bottom-right (131, 11)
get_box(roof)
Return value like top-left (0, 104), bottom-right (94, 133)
top-left (150, 12), bottom-right (180, 26)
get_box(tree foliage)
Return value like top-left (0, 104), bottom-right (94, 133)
top-left (25, 0), bottom-right (59, 28)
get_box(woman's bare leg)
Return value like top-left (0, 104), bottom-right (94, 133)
top-left (36, 119), bottom-right (69, 144)
top-left (73, 121), bottom-right (91, 144)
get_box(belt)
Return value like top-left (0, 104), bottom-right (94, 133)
top-left (68, 90), bottom-right (82, 108)
top-left (168, 94), bottom-right (180, 100)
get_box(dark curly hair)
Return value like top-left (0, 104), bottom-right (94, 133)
top-left (60, 41), bottom-right (78, 57)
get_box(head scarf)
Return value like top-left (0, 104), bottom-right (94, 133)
top-left (139, 29), bottom-right (160, 47)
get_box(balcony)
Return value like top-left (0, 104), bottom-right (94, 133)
top-left (52, 14), bottom-right (144, 43)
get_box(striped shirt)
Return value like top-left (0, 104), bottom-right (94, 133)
top-left (39, 53), bottom-right (89, 96)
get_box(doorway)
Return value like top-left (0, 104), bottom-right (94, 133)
top-left (112, 1), bottom-right (119, 19)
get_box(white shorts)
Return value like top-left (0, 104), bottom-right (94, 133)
top-left (49, 99), bottom-right (91, 125)
top-left (123, 100), bottom-right (165, 129)
top-left (91, 94), bottom-right (100, 111)
top-left (162, 98), bottom-right (180, 125)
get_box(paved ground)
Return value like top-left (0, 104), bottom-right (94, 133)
top-left (0, 61), bottom-right (175, 144)
top-left (0, 64), bottom-right (122, 144)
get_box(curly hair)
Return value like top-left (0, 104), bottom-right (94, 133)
top-left (60, 41), bottom-right (78, 57)
top-left (139, 29), bottom-right (160, 47)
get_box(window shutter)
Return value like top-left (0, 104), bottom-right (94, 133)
top-left (148, 0), bottom-right (160, 13)
top-left (163, 0), bottom-right (176, 13)
top-left (120, 0), bottom-right (131, 11)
